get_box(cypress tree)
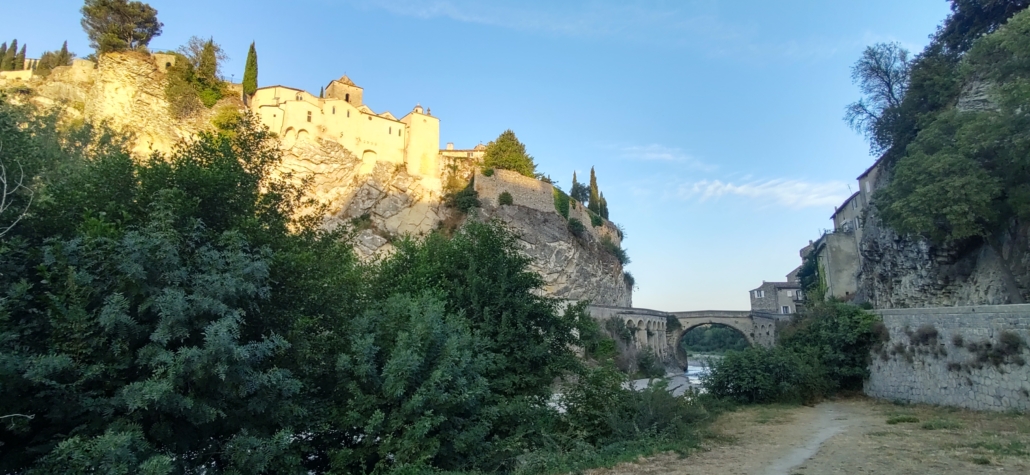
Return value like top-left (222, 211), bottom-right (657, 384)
top-left (1, 40), bottom-right (16, 71)
top-left (0, 43), bottom-right (7, 70)
top-left (242, 42), bottom-right (258, 96)
top-left (58, 41), bottom-right (71, 65)
top-left (15, 44), bottom-right (26, 70)
top-left (319, 86), bottom-right (324, 98)
top-left (599, 192), bottom-right (609, 219)
top-left (588, 167), bottom-right (600, 214)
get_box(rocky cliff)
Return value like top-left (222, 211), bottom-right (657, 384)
top-left (2, 52), bottom-right (631, 307)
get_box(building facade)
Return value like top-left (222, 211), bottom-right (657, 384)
top-left (249, 75), bottom-right (442, 190)
top-left (750, 281), bottom-right (802, 316)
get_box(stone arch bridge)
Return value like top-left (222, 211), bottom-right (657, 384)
top-left (586, 305), bottom-right (781, 367)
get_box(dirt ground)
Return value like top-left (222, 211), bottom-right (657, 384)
top-left (587, 397), bottom-right (1030, 475)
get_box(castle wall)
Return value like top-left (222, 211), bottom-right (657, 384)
top-left (401, 111), bottom-right (440, 187)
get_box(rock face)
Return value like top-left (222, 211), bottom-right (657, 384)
top-left (480, 205), bottom-right (632, 307)
top-left (6, 52), bottom-right (631, 306)
top-left (858, 213), bottom-right (1029, 307)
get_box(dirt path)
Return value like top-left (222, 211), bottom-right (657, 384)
top-left (588, 397), bottom-right (1030, 475)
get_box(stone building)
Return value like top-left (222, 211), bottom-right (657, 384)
top-left (249, 75), bottom-right (442, 190)
top-left (749, 280), bottom-right (802, 316)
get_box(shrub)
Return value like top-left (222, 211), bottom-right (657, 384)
top-left (600, 236), bottom-right (630, 265)
top-left (637, 349), bottom-right (666, 379)
top-left (553, 187), bottom-right (570, 219)
top-left (498, 190), bottom-right (514, 206)
top-left (623, 271), bottom-right (636, 288)
top-left (779, 301), bottom-right (881, 391)
top-left (703, 347), bottom-right (828, 404)
top-left (445, 181), bottom-right (481, 213)
top-left (482, 167), bottom-right (495, 177)
top-left (590, 212), bottom-right (603, 227)
top-left (568, 217), bottom-right (586, 237)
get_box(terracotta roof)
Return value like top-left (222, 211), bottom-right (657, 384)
top-left (336, 75), bottom-right (357, 86)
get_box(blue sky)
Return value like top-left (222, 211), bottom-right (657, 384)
top-left (3, 1), bottom-right (953, 310)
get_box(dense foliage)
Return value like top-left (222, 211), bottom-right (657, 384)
top-left (35, 42), bottom-right (76, 77)
top-left (704, 302), bottom-right (881, 404)
top-left (680, 325), bottom-right (749, 354)
top-left (483, 130), bottom-right (537, 178)
top-left (0, 97), bottom-right (703, 474)
top-left (81, 0), bottom-right (163, 53)
top-left (0, 40), bottom-right (27, 71)
top-left (165, 38), bottom-right (230, 118)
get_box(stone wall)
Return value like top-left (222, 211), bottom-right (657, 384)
top-left (475, 169), bottom-right (622, 247)
top-left (865, 305), bottom-right (1030, 411)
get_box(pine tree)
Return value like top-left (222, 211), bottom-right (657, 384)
top-left (58, 41), bottom-right (71, 65)
top-left (15, 44), bottom-right (26, 70)
top-left (588, 167), bottom-right (600, 214)
top-left (242, 41), bottom-right (258, 96)
top-left (1, 39), bottom-right (17, 71)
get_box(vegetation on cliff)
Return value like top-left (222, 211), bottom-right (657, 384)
top-left (844, 2), bottom-right (1030, 302)
top-left (483, 129), bottom-right (537, 178)
top-left (242, 42), bottom-right (258, 96)
top-left (165, 37), bottom-right (230, 118)
top-left (0, 97), bottom-right (709, 474)
top-left (81, 0), bottom-right (163, 53)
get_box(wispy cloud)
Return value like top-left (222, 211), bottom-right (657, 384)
top-left (616, 144), bottom-right (715, 171)
top-left (679, 178), bottom-right (851, 209)
top-left (341, 0), bottom-right (844, 60)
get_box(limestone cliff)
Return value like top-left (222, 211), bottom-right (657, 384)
top-left (2, 52), bottom-right (631, 307)
top-left (855, 78), bottom-right (1029, 308)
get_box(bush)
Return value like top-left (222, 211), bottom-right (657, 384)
top-left (482, 167), bottom-right (494, 177)
top-left (600, 236), bottom-right (630, 265)
top-left (623, 271), bottom-right (635, 288)
top-left (779, 301), bottom-right (881, 390)
top-left (703, 347), bottom-right (828, 404)
top-left (568, 217), bottom-right (586, 237)
top-left (445, 181), bottom-right (481, 213)
top-left (553, 187), bottom-right (570, 219)
top-left (637, 349), bottom-right (666, 379)
top-left (498, 190), bottom-right (514, 206)
top-left (590, 212), bottom-right (603, 227)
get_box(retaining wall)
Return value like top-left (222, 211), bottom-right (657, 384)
top-left (864, 305), bottom-right (1030, 411)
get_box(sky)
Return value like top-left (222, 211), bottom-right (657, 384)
top-left (2, 0), bottom-right (954, 311)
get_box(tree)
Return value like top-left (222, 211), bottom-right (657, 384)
top-left (242, 42), bottom-right (258, 96)
top-left (36, 42), bottom-right (75, 77)
top-left (934, 0), bottom-right (1030, 54)
top-left (482, 129), bottom-right (537, 177)
top-left (1, 40), bottom-right (17, 71)
top-left (15, 44), bottom-right (26, 71)
top-left (81, 0), bottom-right (163, 53)
top-left (599, 192), bottom-right (609, 219)
top-left (0, 43), bottom-right (7, 69)
top-left (570, 171), bottom-right (589, 203)
top-left (844, 42), bottom-right (910, 155)
top-left (178, 36), bottom-right (226, 85)
top-left (588, 167), bottom-right (600, 214)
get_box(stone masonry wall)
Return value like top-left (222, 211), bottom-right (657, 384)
top-left (865, 305), bottom-right (1030, 411)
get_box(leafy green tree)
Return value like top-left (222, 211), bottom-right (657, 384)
top-left (587, 166), bottom-right (600, 214)
top-left (844, 42), bottom-right (910, 155)
top-left (570, 171), bottom-right (589, 202)
top-left (242, 42), bottom-right (258, 96)
top-left (35, 41), bottom-right (75, 77)
top-left (81, 0), bottom-right (163, 53)
top-left (876, 8), bottom-right (1030, 303)
top-left (482, 129), bottom-right (537, 177)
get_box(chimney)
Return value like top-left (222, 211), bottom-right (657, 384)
top-left (446, 142), bottom-right (454, 150)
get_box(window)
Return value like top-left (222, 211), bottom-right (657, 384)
top-left (332, 106), bottom-right (335, 114)
top-left (306, 111), bottom-right (312, 122)
top-left (398, 129), bottom-right (401, 136)
top-left (754, 290), bottom-right (765, 298)
top-left (467, 152), bottom-right (472, 157)
top-left (345, 93), bottom-right (350, 102)
top-left (852, 199), bottom-right (858, 209)
top-left (781, 306), bottom-right (791, 314)
top-left (347, 111), bottom-right (350, 117)
top-left (389, 127), bottom-right (392, 134)
top-left (296, 94), bottom-right (301, 101)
